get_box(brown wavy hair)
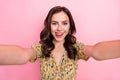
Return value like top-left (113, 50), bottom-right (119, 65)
top-left (40, 6), bottom-right (77, 60)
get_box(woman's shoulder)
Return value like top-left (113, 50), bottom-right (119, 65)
top-left (74, 41), bottom-right (84, 47)
top-left (32, 42), bottom-right (42, 56)
top-left (74, 41), bottom-right (90, 61)
top-left (32, 42), bottom-right (42, 49)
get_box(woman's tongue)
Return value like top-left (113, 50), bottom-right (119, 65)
top-left (55, 32), bottom-right (64, 38)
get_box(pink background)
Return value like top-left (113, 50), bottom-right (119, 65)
top-left (0, 0), bottom-right (120, 80)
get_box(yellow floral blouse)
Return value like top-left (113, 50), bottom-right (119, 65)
top-left (30, 42), bottom-right (89, 80)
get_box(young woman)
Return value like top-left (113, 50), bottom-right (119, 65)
top-left (0, 6), bottom-right (120, 80)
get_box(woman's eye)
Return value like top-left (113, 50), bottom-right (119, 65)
top-left (63, 22), bottom-right (68, 25)
top-left (51, 22), bottom-right (57, 25)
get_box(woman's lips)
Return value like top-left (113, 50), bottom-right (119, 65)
top-left (55, 32), bottom-right (64, 38)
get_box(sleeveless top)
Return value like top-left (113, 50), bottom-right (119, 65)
top-left (30, 42), bottom-right (89, 80)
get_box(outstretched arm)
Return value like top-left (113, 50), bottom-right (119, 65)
top-left (84, 40), bottom-right (120, 60)
top-left (0, 45), bottom-right (36, 65)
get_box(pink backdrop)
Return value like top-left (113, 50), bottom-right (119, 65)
top-left (0, 0), bottom-right (120, 80)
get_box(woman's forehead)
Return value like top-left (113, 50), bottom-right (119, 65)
top-left (51, 11), bottom-right (69, 22)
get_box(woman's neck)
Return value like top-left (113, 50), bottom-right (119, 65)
top-left (53, 40), bottom-right (65, 49)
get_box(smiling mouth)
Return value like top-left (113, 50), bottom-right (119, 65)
top-left (55, 32), bottom-right (64, 38)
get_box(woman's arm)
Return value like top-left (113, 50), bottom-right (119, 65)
top-left (0, 45), bottom-right (36, 65)
top-left (84, 40), bottom-right (120, 60)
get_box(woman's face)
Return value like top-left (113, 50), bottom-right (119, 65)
top-left (51, 11), bottom-right (70, 43)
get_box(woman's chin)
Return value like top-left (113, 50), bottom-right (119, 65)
top-left (54, 38), bottom-right (64, 43)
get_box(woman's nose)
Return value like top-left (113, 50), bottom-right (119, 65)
top-left (57, 24), bottom-right (62, 31)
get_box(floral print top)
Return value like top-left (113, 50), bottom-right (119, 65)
top-left (30, 42), bottom-right (89, 80)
